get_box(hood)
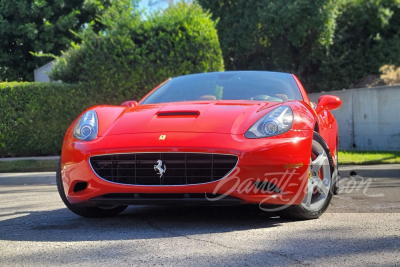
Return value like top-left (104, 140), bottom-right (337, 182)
top-left (105, 101), bottom-right (281, 136)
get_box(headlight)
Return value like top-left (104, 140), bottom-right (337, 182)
top-left (245, 106), bottom-right (293, 138)
top-left (72, 110), bottom-right (98, 141)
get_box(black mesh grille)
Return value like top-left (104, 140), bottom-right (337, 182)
top-left (90, 153), bottom-right (238, 185)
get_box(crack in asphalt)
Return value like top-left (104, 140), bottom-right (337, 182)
top-left (139, 215), bottom-right (308, 266)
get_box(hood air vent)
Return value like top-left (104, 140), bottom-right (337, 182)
top-left (157, 111), bottom-right (200, 117)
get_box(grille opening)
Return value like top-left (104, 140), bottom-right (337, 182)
top-left (73, 182), bottom-right (88, 193)
top-left (254, 181), bottom-right (281, 193)
top-left (90, 153), bottom-right (238, 186)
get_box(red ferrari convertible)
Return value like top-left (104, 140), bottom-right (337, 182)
top-left (57, 71), bottom-right (341, 220)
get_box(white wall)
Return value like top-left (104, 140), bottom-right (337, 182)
top-left (34, 60), bottom-right (55, 82)
top-left (308, 85), bottom-right (400, 151)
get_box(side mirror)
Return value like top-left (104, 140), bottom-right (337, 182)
top-left (310, 102), bottom-right (317, 110)
top-left (121, 100), bottom-right (138, 107)
top-left (315, 95), bottom-right (341, 114)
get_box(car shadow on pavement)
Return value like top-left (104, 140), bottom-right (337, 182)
top-left (0, 205), bottom-right (292, 242)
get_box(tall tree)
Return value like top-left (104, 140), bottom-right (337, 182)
top-left (198, 0), bottom-right (339, 91)
top-left (198, 0), bottom-right (400, 91)
top-left (0, 0), bottom-right (110, 81)
top-left (319, 0), bottom-right (400, 90)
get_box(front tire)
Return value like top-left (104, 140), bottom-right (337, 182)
top-left (56, 161), bottom-right (127, 218)
top-left (332, 145), bottom-right (340, 195)
top-left (278, 132), bottom-right (334, 220)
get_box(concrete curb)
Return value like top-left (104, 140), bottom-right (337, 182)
top-left (0, 164), bottom-right (398, 186)
top-left (339, 164), bottom-right (400, 179)
top-left (0, 156), bottom-right (60, 162)
top-left (0, 172), bottom-right (56, 185)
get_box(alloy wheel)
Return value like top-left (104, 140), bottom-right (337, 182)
top-left (301, 139), bottom-right (331, 211)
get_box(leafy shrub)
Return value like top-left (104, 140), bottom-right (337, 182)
top-left (0, 82), bottom-right (93, 157)
top-left (349, 65), bottom-right (400, 88)
top-left (50, 1), bottom-right (224, 104)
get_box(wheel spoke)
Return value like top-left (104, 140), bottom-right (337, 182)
top-left (303, 180), bottom-right (314, 208)
top-left (312, 177), bottom-right (328, 197)
top-left (311, 151), bottom-right (327, 173)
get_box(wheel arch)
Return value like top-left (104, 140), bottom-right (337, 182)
top-left (314, 121), bottom-right (319, 133)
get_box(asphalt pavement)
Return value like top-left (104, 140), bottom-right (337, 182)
top-left (0, 169), bottom-right (399, 266)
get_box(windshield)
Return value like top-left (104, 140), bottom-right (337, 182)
top-left (140, 71), bottom-right (303, 105)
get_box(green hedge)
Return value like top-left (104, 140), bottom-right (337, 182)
top-left (50, 1), bottom-right (224, 102)
top-left (0, 82), bottom-right (93, 157)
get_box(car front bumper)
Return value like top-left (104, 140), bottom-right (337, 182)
top-left (61, 130), bottom-right (313, 207)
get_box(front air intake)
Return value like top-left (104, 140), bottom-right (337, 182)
top-left (73, 182), bottom-right (88, 193)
